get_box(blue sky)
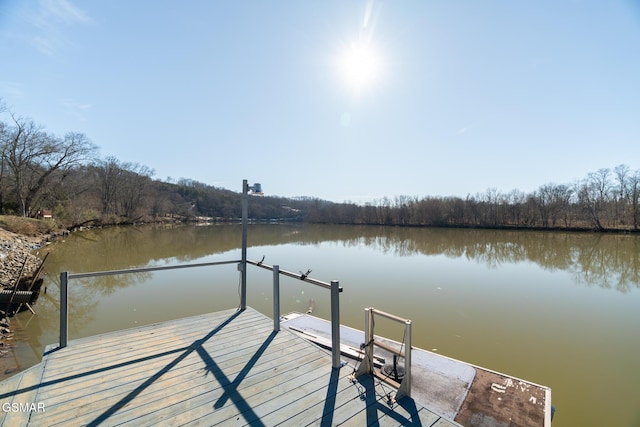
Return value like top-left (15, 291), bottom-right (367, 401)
top-left (1, 1), bottom-right (639, 203)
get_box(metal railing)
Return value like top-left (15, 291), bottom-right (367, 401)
top-left (247, 259), bottom-right (342, 368)
top-left (58, 257), bottom-right (343, 368)
top-left (356, 307), bottom-right (412, 399)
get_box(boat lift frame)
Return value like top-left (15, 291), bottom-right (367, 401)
top-left (356, 307), bottom-right (413, 400)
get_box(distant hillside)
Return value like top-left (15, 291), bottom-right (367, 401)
top-left (3, 102), bottom-right (638, 232)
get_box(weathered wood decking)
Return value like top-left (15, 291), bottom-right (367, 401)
top-left (0, 307), bottom-right (460, 426)
top-left (280, 313), bottom-right (552, 427)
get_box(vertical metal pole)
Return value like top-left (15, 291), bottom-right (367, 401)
top-left (330, 280), bottom-right (341, 369)
top-left (397, 319), bottom-right (413, 400)
top-left (273, 265), bottom-right (280, 332)
top-left (59, 272), bottom-right (68, 348)
top-left (405, 320), bottom-right (412, 395)
top-left (357, 307), bottom-right (373, 376)
top-left (240, 179), bottom-right (248, 310)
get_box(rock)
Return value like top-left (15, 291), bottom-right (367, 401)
top-left (0, 230), bottom-right (44, 289)
top-left (0, 228), bottom-right (49, 358)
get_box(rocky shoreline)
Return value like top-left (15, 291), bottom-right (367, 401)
top-left (0, 231), bottom-right (45, 291)
top-left (0, 228), bottom-right (51, 362)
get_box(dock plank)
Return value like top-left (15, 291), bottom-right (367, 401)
top-left (169, 354), bottom-right (333, 427)
top-left (39, 318), bottom-right (283, 425)
top-left (255, 368), bottom-right (357, 426)
top-left (99, 337), bottom-right (324, 426)
top-left (37, 320), bottom-right (277, 400)
top-left (0, 307), bottom-right (462, 427)
top-left (41, 310), bottom-right (263, 376)
top-left (0, 369), bottom-right (23, 397)
top-left (36, 332), bottom-right (306, 409)
top-left (1, 362), bottom-right (47, 427)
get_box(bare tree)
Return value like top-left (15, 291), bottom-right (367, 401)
top-left (536, 183), bottom-right (574, 227)
top-left (503, 190), bottom-right (524, 226)
top-left (551, 184), bottom-right (573, 227)
top-left (577, 169), bottom-right (611, 231)
top-left (535, 184), bottom-right (553, 227)
top-left (628, 169), bottom-right (640, 230)
top-left (613, 164), bottom-right (630, 225)
top-left (94, 156), bottom-right (124, 215)
top-left (2, 113), bottom-right (97, 216)
top-left (0, 120), bottom-right (8, 213)
top-left (118, 162), bottom-right (154, 219)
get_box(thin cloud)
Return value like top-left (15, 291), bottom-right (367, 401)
top-left (456, 127), bottom-right (468, 136)
top-left (62, 99), bottom-right (92, 110)
top-left (0, 81), bottom-right (26, 100)
top-left (62, 98), bottom-right (92, 122)
top-left (32, 35), bottom-right (58, 56)
top-left (38, 0), bottom-right (91, 25)
top-left (30, 0), bottom-right (92, 55)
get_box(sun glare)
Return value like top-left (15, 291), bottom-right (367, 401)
top-left (337, 40), bottom-right (383, 93)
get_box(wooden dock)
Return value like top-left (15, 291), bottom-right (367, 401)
top-left (0, 307), bottom-right (461, 426)
top-left (281, 313), bottom-right (552, 427)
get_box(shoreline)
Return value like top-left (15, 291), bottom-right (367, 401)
top-left (0, 227), bottom-right (55, 375)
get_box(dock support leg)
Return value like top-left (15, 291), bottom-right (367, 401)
top-left (59, 272), bottom-right (68, 348)
top-left (273, 265), bottom-right (280, 332)
top-left (330, 280), bottom-right (341, 369)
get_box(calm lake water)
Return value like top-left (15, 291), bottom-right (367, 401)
top-left (8, 224), bottom-right (640, 426)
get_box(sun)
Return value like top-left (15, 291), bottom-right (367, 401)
top-left (337, 40), bottom-right (383, 93)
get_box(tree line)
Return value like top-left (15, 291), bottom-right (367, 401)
top-left (0, 102), bottom-right (309, 226)
top-left (1, 101), bottom-right (638, 232)
top-left (307, 165), bottom-right (640, 231)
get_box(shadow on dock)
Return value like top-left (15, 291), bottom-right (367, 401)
top-left (0, 308), bottom-right (458, 426)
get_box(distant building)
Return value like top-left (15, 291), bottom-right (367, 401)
top-left (38, 210), bottom-right (54, 219)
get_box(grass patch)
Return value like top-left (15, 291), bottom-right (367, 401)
top-left (0, 215), bottom-right (62, 236)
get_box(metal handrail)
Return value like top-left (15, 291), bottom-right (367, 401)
top-left (58, 257), bottom-right (343, 368)
top-left (59, 260), bottom-right (241, 349)
top-left (247, 259), bottom-right (343, 291)
top-left (65, 260), bottom-right (242, 280)
top-left (247, 259), bottom-right (342, 368)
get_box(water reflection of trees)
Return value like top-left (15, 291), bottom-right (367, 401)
top-left (43, 224), bottom-right (640, 296)
top-left (44, 285), bottom-right (99, 336)
top-left (20, 277), bottom-right (99, 349)
top-left (284, 225), bottom-right (640, 293)
top-left (72, 272), bottom-right (154, 296)
top-left (571, 235), bottom-right (640, 292)
top-left (24, 222), bottom-right (637, 365)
